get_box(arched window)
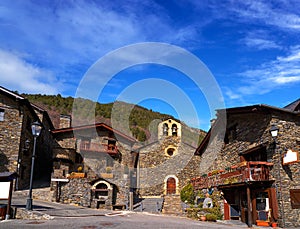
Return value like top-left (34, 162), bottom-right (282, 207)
top-left (163, 123), bottom-right (169, 136)
top-left (172, 124), bottom-right (178, 136)
top-left (166, 177), bottom-right (176, 194)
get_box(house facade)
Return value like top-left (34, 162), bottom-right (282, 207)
top-left (192, 101), bottom-right (300, 227)
top-left (50, 120), bottom-right (137, 209)
top-left (0, 86), bottom-right (54, 190)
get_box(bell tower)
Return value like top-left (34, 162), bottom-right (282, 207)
top-left (158, 119), bottom-right (181, 139)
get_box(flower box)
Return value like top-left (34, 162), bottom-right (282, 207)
top-left (256, 220), bottom-right (269, 227)
top-left (100, 173), bottom-right (114, 179)
top-left (67, 172), bottom-right (86, 178)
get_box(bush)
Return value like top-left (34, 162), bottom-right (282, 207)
top-left (206, 213), bottom-right (217, 221)
top-left (180, 183), bottom-right (195, 204)
top-left (203, 206), bottom-right (223, 220)
top-left (186, 208), bottom-right (199, 219)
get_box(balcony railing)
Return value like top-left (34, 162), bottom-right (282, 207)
top-left (191, 161), bottom-right (273, 190)
top-left (80, 142), bottom-right (118, 155)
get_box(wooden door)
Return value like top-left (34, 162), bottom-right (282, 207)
top-left (251, 189), bottom-right (271, 223)
top-left (166, 178), bottom-right (176, 194)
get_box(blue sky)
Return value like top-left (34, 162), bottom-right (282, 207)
top-left (0, 0), bottom-right (300, 130)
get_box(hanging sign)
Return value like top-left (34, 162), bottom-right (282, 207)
top-left (0, 182), bottom-right (10, 199)
top-left (283, 149), bottom-right (299, 165)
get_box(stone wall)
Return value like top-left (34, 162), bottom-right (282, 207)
top-left (0, 94), bottom-right (37, 190)
top-left (199, 109), bottom-right (300, 227)
top-left (55, 178), bottom-right (92, 207)
top-left (59, 115), bottom-right (71, 128)
top-left (203, 113), bottom-right (271, 173)
top-left (51, 130), bottom-right (134, 209)
top-left (138, 136), bottom-right (200, 196)
top-left (269, 113), bottom-right (300, 227)
top-left (0, 95), bottom-right (22, 173)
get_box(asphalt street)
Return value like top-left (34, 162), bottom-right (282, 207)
top-left (0, 198), bottom-right (275, 229)
top-left (1, 211), bottom-right (249, 229)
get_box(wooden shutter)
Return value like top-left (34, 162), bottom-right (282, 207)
top-left (269, 188), bottom-right (279, 221)
top-left (290, 189), bottom-right (300, 209)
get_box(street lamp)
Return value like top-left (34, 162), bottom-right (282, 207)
top-left (26, 121), bottom-right (43, 210)
top-left (270, 125), bottom-right (279, 139)
top-left (269, 124), bottom-right (285, 228)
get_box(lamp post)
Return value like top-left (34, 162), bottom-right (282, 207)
top-left (270, 125), bottom-right (279, 139)
top-left (269, 124), bottom-right (285, 228)
top-left (26, 121), bottom-right (43, 210)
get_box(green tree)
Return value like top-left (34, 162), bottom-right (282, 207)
top-left (180, 183), bottom-right (195, 204)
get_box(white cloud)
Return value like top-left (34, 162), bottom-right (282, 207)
top-left (228, 0), bottom-right (300, 31)
top-left (277, 49), bottom-right (300, 62)
top-left (272, 76), bottom-right (300, 84)
top-left (0, 49), bottom-right (59, 94)
top-left (0, 1), bottom-right (200, 69)
top-left (226, 46), bottom-right (300, 98)
top-left (243, 37), bottom-right (281, 50)
top-left (225, 89), bottom-right (242, 100)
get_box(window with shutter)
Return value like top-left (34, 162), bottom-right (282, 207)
top-left (290, 189), bottom-right (300, 209)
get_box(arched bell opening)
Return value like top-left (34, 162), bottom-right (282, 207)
top-left (172, 124), bottom-right (178, 136)
top-left (163, 123), bottom-right (169, 136)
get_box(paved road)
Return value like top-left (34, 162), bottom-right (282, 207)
top-left (0, 198), bottom-right (252, 228)
top-left (1, 212), bottom-right (250, 229)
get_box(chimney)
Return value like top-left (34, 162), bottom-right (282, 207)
top-left (59, 114), bottom-right (71, 129)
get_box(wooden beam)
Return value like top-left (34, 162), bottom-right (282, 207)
top-left (247, 185), bottom-right (253, 227)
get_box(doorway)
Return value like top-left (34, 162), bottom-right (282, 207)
top-left (166, 177), bottom-right (176, 194)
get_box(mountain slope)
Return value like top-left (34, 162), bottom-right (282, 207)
top-left (23, 93), bottom-right (205, 146)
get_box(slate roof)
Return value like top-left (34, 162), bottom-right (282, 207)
top-left (284, 99), bottom-right (300, 112)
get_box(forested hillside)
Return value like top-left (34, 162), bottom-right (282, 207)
top-left (23, 93), bottom-right (205, 146)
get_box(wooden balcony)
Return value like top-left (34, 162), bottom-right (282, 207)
top-left (191, 161), bottom-right (273, 190)
top-left (80, 142), bottom-right (118, 155)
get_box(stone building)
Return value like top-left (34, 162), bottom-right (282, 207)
top-left (0, 86), bottom-right (54, 190)
top-left (50, 121), bottom-right (137, 209)
top-left (192, 100), bottom-right (300, 227)
top-left (136, 118), bottom-right (202, 214)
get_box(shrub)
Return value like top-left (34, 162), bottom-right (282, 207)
top-left (206, 213), bottom-right (217, 221)
top-left (203, 206), bottom-right (223, 220)
top-left (180, 183), bottom-right (195, 204)
top-left (186, 208), bottom-right (198, 219)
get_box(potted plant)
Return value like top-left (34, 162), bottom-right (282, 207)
top-left (212, 170), bottom-right (219, 175)
top-left (199, 215), bottom-right (206, 221)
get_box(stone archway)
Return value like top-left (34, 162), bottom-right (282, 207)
top-left (91, 180), bottom-right (113, 209)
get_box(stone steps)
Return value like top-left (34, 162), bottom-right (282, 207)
top-left (162, 194), bottom-right (182, 215)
